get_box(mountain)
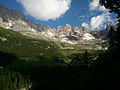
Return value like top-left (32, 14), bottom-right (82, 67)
top-left (0, 5), bottom-right (50, 31)
top-left (0, 5), bottom-right (110, 48)
top-left (40, 24), bottom-right (110, 45)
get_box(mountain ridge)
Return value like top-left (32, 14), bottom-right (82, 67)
top-left (0, 5), bottom-right (50, 31)
top-left (0, 5), bottom-right (110, 46)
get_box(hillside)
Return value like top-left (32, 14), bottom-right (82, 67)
top-left (0, 27), bottom-right (66, 67)
top-left (0, 27), bottom-right (118, 90)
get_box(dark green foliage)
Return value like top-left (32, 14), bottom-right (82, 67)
top-left (0, 27), bottom-right (67, 89)
top-left (107, 25), bottom-right (117, 49)
top-left (68, 50), bottom-right (104, 69)
top-left (100, 0), bottom-right (120, 50)
top-left (0, 51), bottom-right (18, 67)
top-left (0, 70), bottom-right (31, 90)
top-left (0, 24), bottom-right (118, 90)
top-left (90, 1), bottom-right (120, 89)
top-left (99, 0), bottom-right (120, 59)
top-left (100, 0), bottom-right (120, 15)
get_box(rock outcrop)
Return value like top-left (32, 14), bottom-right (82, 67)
top-left (0, 5), bottom-right (112, 46)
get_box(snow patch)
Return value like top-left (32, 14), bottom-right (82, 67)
top-left (60, 37), bottom-right (75, 44)
top-left (82, 33), bottom-right (95, 40)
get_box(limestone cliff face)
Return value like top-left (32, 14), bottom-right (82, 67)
top-left (0, 5), bottom-right (25, 22)
top-left (0, 5), bottom-right (50, 32)
top-left (0, 5), bottom-right (112, 45)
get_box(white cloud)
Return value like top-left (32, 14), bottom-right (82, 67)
top-left (82, 22), bottom-right (90, 28)
top-left (90, 14), bottom-right (105, 29)
top-left (17, 0), bottom-right (72, 21)
top-left (82, 0), bottom-right (114, 30)
top-left (81, 13), bottom-right (112, 30)
top-left (90, 13), bottom-right (111, 29)
top-left (89, 0), bottom-right (106, 12)
top-left (98, 6), bottom-right (107, 12)
top-left (89, 0), bottom-right (99, 11)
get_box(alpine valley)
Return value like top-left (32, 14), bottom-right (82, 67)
top-left (0, 4), bottom-right (119, 90)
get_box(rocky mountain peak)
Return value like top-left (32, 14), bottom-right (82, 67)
top-left (56, 24), bottom-right (72, 32)
top-left (0, 5), bottom-right (51, 32)
top-left (0, 5), bottom-right (113, 45)
top-left (0, 5), bottom-right (25, 22)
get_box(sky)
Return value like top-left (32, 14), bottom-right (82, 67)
top-left (0, 0), bottom-right (117, 30)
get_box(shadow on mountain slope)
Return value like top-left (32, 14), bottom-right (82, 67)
top-left (0, 51), bottom-right (19, 67)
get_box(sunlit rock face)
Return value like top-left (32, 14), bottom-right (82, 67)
top-left (0, 5), bottom-right (25, 21)
top-left (0, 5), bottom-right (50, 32)
top-left (0, 5), bottom-right (112, 45)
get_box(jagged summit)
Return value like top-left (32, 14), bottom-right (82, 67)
top-left (0, 5), bottom-right (111, 45)
top-left (0, 5), bottom-right (50, 32)
top-left (0, 5), bottom-right (25, 21)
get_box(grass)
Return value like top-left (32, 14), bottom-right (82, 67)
top-left (0, 27), bottom-right (106, 65)
top-left (0, 27), bottom-right (63, 61)
top-left (1, 27), bottom-right (118, 90)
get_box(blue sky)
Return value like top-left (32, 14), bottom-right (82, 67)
top-left (0, 0), bottom-right (117, 29)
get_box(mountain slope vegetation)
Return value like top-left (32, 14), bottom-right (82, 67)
top-left (0, 26), bottom-right (119, 90)
top-left (0, 27), bottom-right (66, 67)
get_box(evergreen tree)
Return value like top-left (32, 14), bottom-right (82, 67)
top-left (100, 0), bottom-right (120, 50)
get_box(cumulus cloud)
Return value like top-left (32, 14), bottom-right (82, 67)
top-left (82, 22), bottom-right (90, 29)
top-left (81, 13), bottom-right (112, 29)
top-left (88, 0), bottom-right (110, 29)
top-left (90, 13), bottom-right (110, 29)
top-left (89, 0), bottom-right (99, 11)
top-left (81, 0), bottom-right (114, 30)
top-left (17, 0), bottom-right (72, 21)
top-left (89, 0), bottom-right (106, 12)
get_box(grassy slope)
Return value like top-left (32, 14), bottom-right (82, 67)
top-left (1, 27), bottom-right (117, 90)
top-left (0, 27), bottom-right (66, 67)
top-left (0, 27), bottom-right (106, 67)
top-left (0, 27), bottom-right (59, 58)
